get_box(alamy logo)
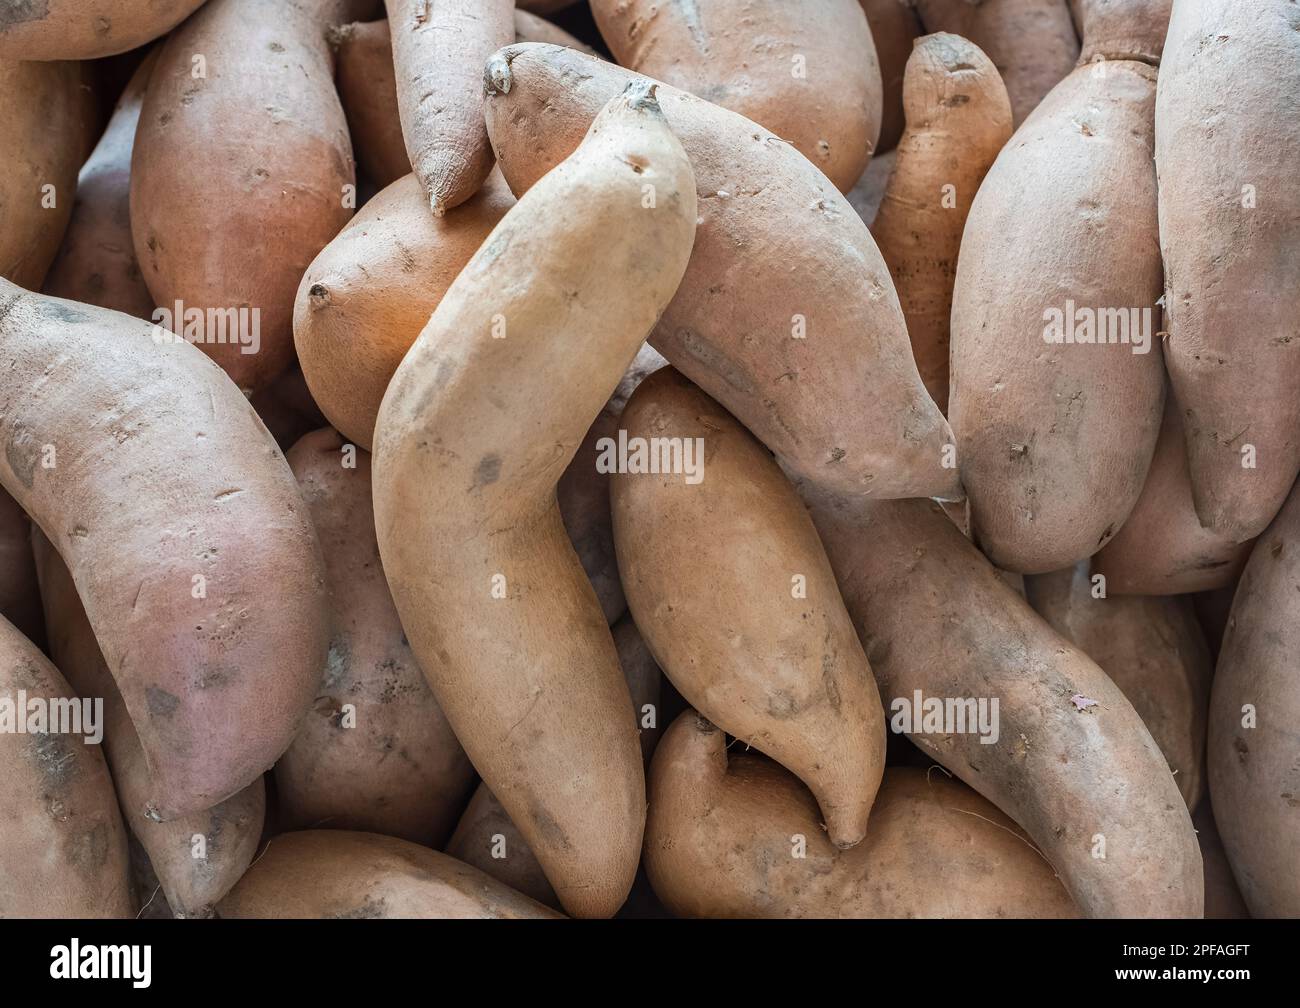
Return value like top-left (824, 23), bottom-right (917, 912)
top-left (151, 300), bottom-right (261, 355)
top-left (889, 690), bottom-right (1000, 745)
top-left (50, 940), bottom-right (151, 988)
top-left (0, 692), bottom-right (103, 744)
top-left (1042, 300), bottom-right (1153, 355)
top-left (595, 430), bottom-right (705, 485)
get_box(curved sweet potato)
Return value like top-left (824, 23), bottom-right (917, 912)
top-left (373, 85), bottom-right (696, 918)
top-left (860, 0), bottom-right (923, 154)
top-left (0, 0), bottom-right (204, 60)
top-left (807, 495), bottom-right (1202, 917)
top-left (0, 280), bottom-right (329, 820)
top-left (485, 43), bottom-right (959, 503)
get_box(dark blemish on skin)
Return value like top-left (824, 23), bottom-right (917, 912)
top-left (767, 690), bottom-right (798, 719)
top-left (529, 803), bottom-right (573, 852)
top-left (68, 821), bottom-right (111, 875)
top-left (145, 686), bottom-right (181, 718)
top-left (43, 299), bottom-right (90, 324)
top-left (1097, 524), bottom-right (1115, 545)
top-left (6, 422), bottom-right (38, 489)
top-left (333, 896), bottom-right (386, 919)
top-left (0, 1), bottom-right (49, 30)
top-left (269, 41), bottom-right (285, 53)
top-left (195, 665), bottom-right (234, 689)
top-left (473, 454), bottom-right (502, 488)
top-left (322, 639), bottom-right (350, 690)
top-left (1234, 736), bottom-right (1249, 763)
top-left (30, 730), bottom-right (78, 789)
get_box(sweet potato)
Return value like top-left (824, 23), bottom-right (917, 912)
top-left (217, 830), bottom-right (562, 918)
top-left (1093, 397), bottom-right (1254, 594)
top-left (613, 369), bottom-right (886, 847)
top-left (0, 280), bottom-right (329, 820)
top-left (131, 0), bottom-right (367, 393)
top-left (913, 0), bottom-right (1079, 125)
top-left (43, 50), bottom-right (156, 319)
top-left (807, 495), bottom-right (1203, 917)
top-left (1155, 0), bottom-right (1300, 541)
top-left (590, 0), bottom-right (881, 191)
top-left (0, 59), bottom-right (84, 289)
top-left (860, 0), bottom-right (923, 154)
top-left (0, 0), bottom-right (205, 60)
top-left (1024, 564), bottom-right (1211, 810)
top-left (276, 428), bottom-right (475, 847)
top-left (646, 712), bottom-right (1077, 918)
top-left (485, 43), bottom-right (959, 503)
top-left (385, 0), bottom-right (514, 215)
top-left (871, 33), bottom-right (1011, 412)
top-left (846, 148), bottom-right (895, 228)
top-left (1207, 477), bottom-right (1300, 917)
top-left (0, 489), bottom-right (43, 647)
top-left (1072, 0), bottom-right (1171, 63)
top-left (32, 530), bottom-right (265, 919)
top-left (0, 615), bottom-right (133, 918)
top-left (949, 58), bottom-right (1164, 573)
top-left (372, 85), bottom-right (696, 918)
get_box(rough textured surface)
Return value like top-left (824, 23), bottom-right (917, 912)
top-left (0, 614), bottom-right (133, 918)
top-left (0, 280), bottom-right (329, 820)
top-left (486, 44), bottom-right (959, 503)
top-left (1025, 563), bottom-right (1211, 810)
top-left (373, 86), bottom-right (696, 918)
top-left (950, 60), bottom-right (1164, 573)
top-left (1074, 0), bottom-right (1171, 64)
top-left (276, 428), bottom-right (475, 847)
top-left (1207, 478), bottom-right (1300, 917)
top-left (614, 369), bottom-right (886, 848)
top-left (0, 0), bottom-right (204, 60)
top-left (1156, 0), bottom-right (1300, 541)
top-left (872, 32), bottom-right (1011, 412)
top-left (591, 0), bottom-right (881, 191)
top-left (860, 0), bottom-right (923, 153)
top-left (646, 713), bottom-right (1078, 918)
top-left (217, 830), bottom-right (562, 918)
top-left (807, 495), bottom-right (1203, 918)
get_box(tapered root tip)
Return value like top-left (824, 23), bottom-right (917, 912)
top-left (621, 80), bottom-right (662, 114)
top-left (484, 53), bottom-right (513, 96)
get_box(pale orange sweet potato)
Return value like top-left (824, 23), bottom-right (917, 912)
top-left (0, 0), bottom-right (205, 60)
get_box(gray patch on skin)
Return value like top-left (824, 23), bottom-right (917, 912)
top-left (321, 638), bottom-right (350, 691)
top-left (529, 802), bottom-right (573, 852)
top-left (67, 821), bottom-right (111, 875)
top-left (30, 729), bottom-right (78, 789)
top-left (473, 454), bottom-right (502, 488)
top-left (195, 664), bottom-right (234, 689)
top-left (6, 421), bottom-right (39, 489)
top-left (42, 298), bottom-right (91, 324)
top-left (0, 0), bottom-right (49, 30)
top-left (766, 689), bottom-right (798, 719)
top-left (145, 686), bottom-right (181, 718)
top-left (333, 895), bottom-right (387, 919)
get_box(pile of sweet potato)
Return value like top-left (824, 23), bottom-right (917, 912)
top-left (0, 0), bottom-right (1294, 920)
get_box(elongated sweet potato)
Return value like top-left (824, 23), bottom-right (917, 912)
top-left (217, 830), bottom-right (562, 918)
top-left (131, 0), bottom-right (368, 393)
top-left (613, 369), bottom-right (885, 847)
top-left (591, 0), bottom-right (881, 191)
top-left (860, 0), bottom-right (923, 154)
top-left (385, 0), bottom-right (514, 215)
top-left (913, 0), bottom-right (1079, 125)
top-left (0, 280), bottom-right (329, 820)
top-left (1024, 563), bottom-right (1211, 810)
top-left (32, 530), bottom-right (264, 919)
top-left (807, 495), bottom-right (1202, 917)
top-left (373, 85), bottom-right (696, 918)
top-left (276, 428), bottom-right (475, 847)
top-left (647, 712), bottom-right (1077, 918)
top-left (1156, 0), bottom-right (1300, 541)
top-left (1094, 396), bottom-right (1254, 594)
top-left (1207, 477), bottom-right (1300, 917)
top-left (949, 58), bottom-right (1164, 573)
top-left (0, 0), bottom-right (205, 60)
top-left (0, 59), bottom-right (84, 289)
top-left (43, 50), bottom-right (157, 318)
top-left (0, 615), bottom-right (133, 918)
top-left (485, 43), bottom-right (959, 503)
top-left (872, 33), bottom-right (1011, 412)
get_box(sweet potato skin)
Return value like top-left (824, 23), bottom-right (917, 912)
top-left (1074, 0), bottom-right (1172, 64)
top-left (0, 280), bottom-right (329, 820)
top-left (1207, 478), bottom-right (1300, 917)
top-left (860, 0), bottom-right (923, 153)
top-left (646, 713), bottom-right (1078, 918)
top-left (591, 0), bottom-right (881, 191)
top-left (949, 60), bottom-right (1164, 573)
top-left (1155, 0), bottom-right (1300, 541)
top-left (485, 43), bottom-right (959, 503)
top-left (0, 0), bottom-right (205, 60)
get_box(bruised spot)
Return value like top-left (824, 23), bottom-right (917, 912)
top-left (473, 454), bottom-right (502, 488)
top-left (529, 803), bottom-right (572, 851)
top-left (333, 896), bottom-right (387, 919)
top-left (145, 686), bottom-right (181, 718)
top-left (767, 690), bottom-right (799, 719)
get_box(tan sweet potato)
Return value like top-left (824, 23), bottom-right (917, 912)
top-left (276, 428), bottom-right (475, 847)
top-left (913, 0), bottom-right (1079, 125)
top-left (871, 33), bottom-right (1011, 412)
top-left (385, 0), bottom-right (514, 215)
top-left (613, 369), bottom-right (886, 848)
top-left (0, 614), bottom-right (133, 918)
top-left (32, 530), bottom-right (265, 919)
top-left (591, 0), bottom-right (881, 191)
top-left (860, 0), bottom-right (923, 154)
top-left (1073, 0), bottom-right (1171, 64)
top-left (217, 830), bottom-right (562, 918)
top-left (1156, 0), bottom-right (1300, 541)
top-left (0, 280), bottom-right (329, 820)
top-left (43, 50), bottom-right (156, 318)
top-left (485, 43), bottom-right (959, 503)
top-left (0, 0), bottom-right (204, 60)
top-left (131, 0), bottom-right (367, 393)
top-left (646, 712), bottom-right (1078, 918)
top-left (0, 59), bottom-right (83, 289)
top-left (807, 495), bottom-right (1203, 917)
top-left (1024, 563), bottom-right (1211, 810)
top-left (1094, 397), bottom-right (1254, 595)
top-left (1207, 477), bottom-right (1300, 917)
top-left (949, 58), bottom-right (1164, 573)
top-left (372, 85), bottom-right (696, 918)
